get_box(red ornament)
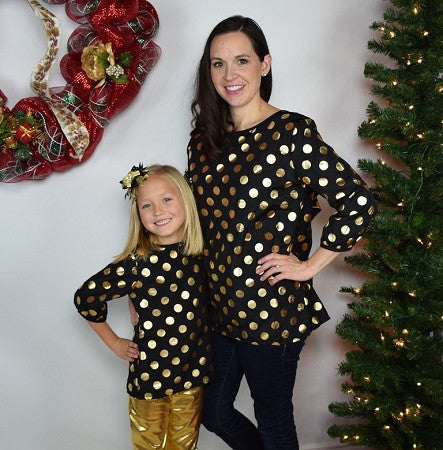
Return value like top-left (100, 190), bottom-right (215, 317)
top-left (16, 123), bottom-right (37, 145)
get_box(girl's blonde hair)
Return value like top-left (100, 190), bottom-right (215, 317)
top-left (114, 164), bottom-right (204, 262)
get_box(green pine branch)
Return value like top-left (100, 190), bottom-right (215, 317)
top-left (327, 1), bottom-right (442, 448)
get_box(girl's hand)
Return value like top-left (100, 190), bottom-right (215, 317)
top-left (128, 299), bottom-right (139, 326)
top-left (111, 338), bottom-right (139, 362)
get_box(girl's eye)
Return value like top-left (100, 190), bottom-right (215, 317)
top-left (163, 197), bottom-right (172, 203)
top-left (142, 203), bottom-right (151, 209)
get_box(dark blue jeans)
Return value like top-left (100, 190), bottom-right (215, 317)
top-left (202, 331), bottom-right (305, 450)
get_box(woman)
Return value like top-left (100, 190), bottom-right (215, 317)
top-left (186, 16), bottom-right (377, 449)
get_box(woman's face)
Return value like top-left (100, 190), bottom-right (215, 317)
top-left (136, 174), bottom-right (186, 245)
top-left (209, 31), bottom-right (270, 112)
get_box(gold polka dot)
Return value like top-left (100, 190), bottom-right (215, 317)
top-left (327, 233), bottom-right (336, 242)
top-left (260, 311), bottom-right (269, 319)
top-left (355, 216), bottom-right (364, 226)
top-left (165, 316), bottom-right (175, 325)
top-left (358, 196), bottom-right (368, 206)
top-left (150, 361), bottom-right (159, 369)
top-left (341, 225), bottom-right (351, 235)
top-left (141, 372), bottom-right (149, 381)
top-left (266, 154), bottom-right (276, 164)
top-left (140, 299), bottom-right (148, 308)
top-left (245, 278), bottom-right (255, 287)
top-left (319, 161), bottom-right (329, 170)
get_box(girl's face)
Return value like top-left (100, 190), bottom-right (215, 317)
top-left (136, 174), bottom-right (186, 245)
top-left (209, 31), bottom-right (270, 113)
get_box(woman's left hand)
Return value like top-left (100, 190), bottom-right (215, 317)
top-left (256, 253), bottom-right (315, 285)
top-left (256, 247), bottom-right (340, 286)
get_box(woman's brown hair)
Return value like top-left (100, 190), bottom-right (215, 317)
top-left (191, 16), bottom-right (272, 162)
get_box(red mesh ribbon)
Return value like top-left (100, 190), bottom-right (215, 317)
top-left (0, 0), bottom-right (160, 182)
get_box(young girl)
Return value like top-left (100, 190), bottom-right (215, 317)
top-left (74, 164), bottom-right (211, 450)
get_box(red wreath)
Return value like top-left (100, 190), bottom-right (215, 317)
top-left (0, 0), bottom-right (160, 183)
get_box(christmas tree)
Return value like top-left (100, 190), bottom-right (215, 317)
top-left (327, 1), bottom-right (442, 449)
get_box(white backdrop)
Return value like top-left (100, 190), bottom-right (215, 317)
top-left (0, 1), bottom-right (382, 449)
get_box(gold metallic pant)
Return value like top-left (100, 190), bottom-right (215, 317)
top-left (129, 386), bottom-right (204, 449)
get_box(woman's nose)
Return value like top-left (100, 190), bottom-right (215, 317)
top-left (224, 64), bottom-right (236, 80)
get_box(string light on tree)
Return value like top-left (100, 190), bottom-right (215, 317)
top-left (328, 0), bottom-right (442, 447)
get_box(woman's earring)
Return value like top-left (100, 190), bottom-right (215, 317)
top-left (262, 72), bottom-right (267, 77)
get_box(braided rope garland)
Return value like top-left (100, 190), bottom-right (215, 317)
top-left (0, 0), bottom-right (160, 182)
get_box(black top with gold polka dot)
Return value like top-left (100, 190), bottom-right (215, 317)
top-left (74, 244), bottom-right (212, 400)
top-left (186, 111), bottom-right (377, 346)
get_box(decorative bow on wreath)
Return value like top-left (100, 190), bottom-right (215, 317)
top-left (0, 0), bottom-right (161, 183)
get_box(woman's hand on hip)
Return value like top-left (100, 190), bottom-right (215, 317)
top-left (256, 247), bottom-right (340, 286)
top-left (256, 253), bottom-right (314, 285)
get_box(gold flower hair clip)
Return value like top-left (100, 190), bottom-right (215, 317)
top-left (120, 163), bottom-right (150, 199)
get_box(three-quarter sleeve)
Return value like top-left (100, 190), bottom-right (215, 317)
top-left (74, 258), bottom-right (137, 322)
top-left (293, 118), bottom-right (377, 252)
